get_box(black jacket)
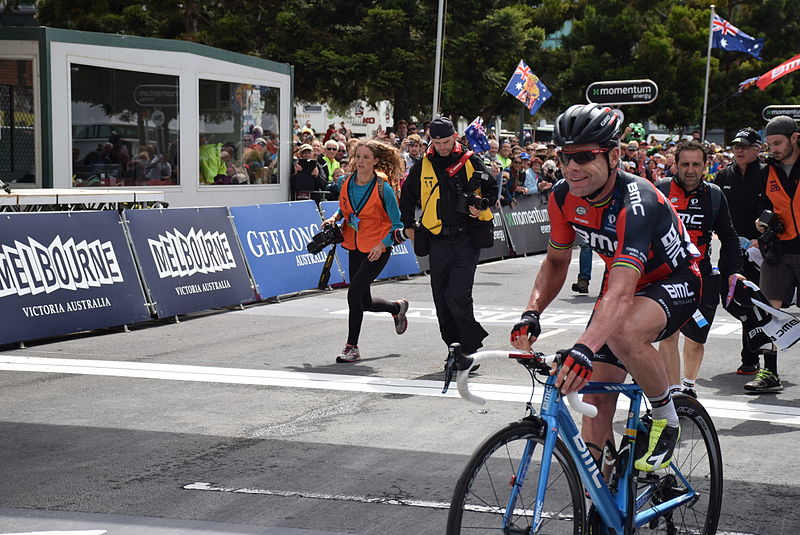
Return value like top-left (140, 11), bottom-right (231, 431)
top-left (715, 159), bottom-right (764, 241)
top-left (399, 144), bottom-right (498, 229)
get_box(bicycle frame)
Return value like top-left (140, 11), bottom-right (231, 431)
top-left (519, 373), bottom-right (699, 533)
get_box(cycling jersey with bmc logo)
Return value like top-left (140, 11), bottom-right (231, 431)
top-left (548, 170), bottom-right (700, 292)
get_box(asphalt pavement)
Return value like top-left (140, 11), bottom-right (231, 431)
top-left (1, 249), bottom-right (798, 535)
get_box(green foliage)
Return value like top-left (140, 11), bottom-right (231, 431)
top-left (30, 0), bottom-right (800, 132)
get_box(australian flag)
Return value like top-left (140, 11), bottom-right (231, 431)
top-left (464, 117), bottom-right (491, 153)
top-left (504, 60), bottom-right (552, 116)
top-left (711, 14), bottom-right (764, 60)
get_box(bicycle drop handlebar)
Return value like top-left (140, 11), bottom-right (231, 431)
top-left (443, 345), bottom-right (598, 418)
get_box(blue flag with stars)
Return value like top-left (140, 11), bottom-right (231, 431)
top-left (464, 117), bottom-right (491, 153)
top-left (504, 60), bottom-right (552, 116)
top-left (711, 14), bottom-right (764, 60)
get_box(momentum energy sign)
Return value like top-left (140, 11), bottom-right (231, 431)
top-left (762, 105), bottom-right (800, 121)
top-left (586, 79), bottom-right (659, 106)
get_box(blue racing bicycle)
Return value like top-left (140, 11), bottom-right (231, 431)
top-left (442, 344), bottom-right (723, 535)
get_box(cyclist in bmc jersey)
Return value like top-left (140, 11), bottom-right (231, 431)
top-left (510, 104), bottom-right (701, 472)
top-left (656, 140), bottom-right (744, 398)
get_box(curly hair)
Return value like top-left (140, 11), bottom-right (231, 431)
top-left (347, 139), bottom-right (404, 187)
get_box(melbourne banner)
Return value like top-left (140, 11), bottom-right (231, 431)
top-left (124, 207), bottom-right (255, 318)
top-left (230, 201), bottom-right (344, 298)
top-left (320, 201), bottom-right (420, 282)
top-left (502, 193), bottom-right (551, 255)
top-left (0, 211), bottom-right (151, 345)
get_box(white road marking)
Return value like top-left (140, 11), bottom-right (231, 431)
top-left (1, 355), bottom-right (799, 426)
top-left (235, 298), bottom-right (744, 337)
top-left (1, 531), bottom-right (106, 535)
top-left (183, 483), bottom-right (756, 534)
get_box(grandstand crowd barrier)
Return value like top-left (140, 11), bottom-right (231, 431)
top-left (0, 195), bottom-right (551, 346)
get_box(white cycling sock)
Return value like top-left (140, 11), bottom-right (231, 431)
top-left (649, 390), bottom-right (679, 428)
top-left (682, 378), bottom-right (695, 390)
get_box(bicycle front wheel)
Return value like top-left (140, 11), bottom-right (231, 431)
top-left (446, 419), bottom-right (586, 535)
top-left (642, 394), bottom-right (723, 534)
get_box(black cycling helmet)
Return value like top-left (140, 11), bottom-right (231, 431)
top-left (553, 104), bottom-right (623, 147)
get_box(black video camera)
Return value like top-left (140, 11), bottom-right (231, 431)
top-left (455, 170), bottom-right (491, 214)
top-left (757, 210), bottom-right (785, 263)
top-left (307, 223), bottom-right (344, 255)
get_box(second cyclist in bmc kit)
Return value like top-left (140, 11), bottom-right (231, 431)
top-left (510, 103), bottom-right (701, 472)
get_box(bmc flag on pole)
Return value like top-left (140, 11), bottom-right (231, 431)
top-left (504, 60), bottom-right (552, 116)
top-left (464, 117), bottom-right (491, 153)
top-left (711, 14), bottom-right (764, 60)
top-left (756, 54), bottom-right (800, 90)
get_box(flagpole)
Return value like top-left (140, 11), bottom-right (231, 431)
top-left (432, 0), bottom-right (445, 117)
top-left (701, 4), bottom-right (715, 141)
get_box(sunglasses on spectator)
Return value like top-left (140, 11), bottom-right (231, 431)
top-left (557, 147), bottom-right (612, 165)
top-left (325, 147), bottom-right (337, 151)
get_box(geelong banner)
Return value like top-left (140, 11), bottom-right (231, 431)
top-left (0, 211), bottom-right (151, 345)
top-left (230, 201), bottom-right (344, 298)
top-left (124, 207), bottom-right (255, 318)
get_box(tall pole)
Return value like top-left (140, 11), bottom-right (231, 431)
top-left (432, 0), bottom-right (445, 117)
top-left (701, 5), bottom-right (715, 141)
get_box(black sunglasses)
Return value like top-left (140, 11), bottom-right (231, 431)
top-left (557, 147), bottom-right (612, 166)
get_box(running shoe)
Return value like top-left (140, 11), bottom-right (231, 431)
top-left (634, 416), bottom-right (680, 472)
top-left (744, 368), bottom-right (784, 393)
top-left (336, 344), bottom-right (360, 363)
top-left (736, 363), bottom-right (759, 375)
top-left (393, 299), bottom-right (409, 335)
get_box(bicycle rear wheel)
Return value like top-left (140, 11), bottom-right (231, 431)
top-left (640, 394), bottom-right (723, 534)
top-left (446, 419), bottom-right (586, 535)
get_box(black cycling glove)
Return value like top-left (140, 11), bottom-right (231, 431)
top-left (510, 310), bottom-right (541, 344)
top-left (558, 343), bottom-right (594, 382)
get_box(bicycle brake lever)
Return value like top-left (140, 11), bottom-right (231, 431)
top-left (442, 356), bottom-right (456, 394)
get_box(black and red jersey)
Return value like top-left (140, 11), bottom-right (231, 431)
top-left (656, 178), bottom-right (743, 277)
top-left (548, 170), bottom-right (699, 291)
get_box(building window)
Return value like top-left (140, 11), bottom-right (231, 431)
top-left (0, 59), bottom-right (36, 185)
top-left (199, 79), bottom-right (280, 185)
top-left (70, 63), bottom-right (179, 187)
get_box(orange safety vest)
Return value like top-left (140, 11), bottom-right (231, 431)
top-left (339, 172), bottom-right (392, 253)
top-left (764, 165), bottom-right (800, 241)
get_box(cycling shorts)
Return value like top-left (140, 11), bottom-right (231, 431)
top-left (590, 264), bottom-right (702, 370)
top-left (680, 273), bottom-right (721, 344)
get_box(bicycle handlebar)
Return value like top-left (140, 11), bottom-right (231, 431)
top-left (450, 348), bottom-right (598, 418)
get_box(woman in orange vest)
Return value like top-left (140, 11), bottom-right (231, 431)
top-left (322, 139), bottom-right (409, 363)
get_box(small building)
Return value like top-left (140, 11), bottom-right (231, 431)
top-left (0, 27), bottom-right (294, 207)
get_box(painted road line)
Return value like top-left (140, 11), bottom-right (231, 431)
top-left (183, 482), bottom-right (755, 535)
top-left (1, 531), bottom-right (107, 534)
top-left (1, 355), bottom-right (799, 425)
top-left (232, 298), bottom-right (744, 337)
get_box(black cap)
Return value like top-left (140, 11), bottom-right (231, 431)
top-left (730, 127), bottom-right (761, 146)
top-left (765, 115), bottom-right (797, 137)
top-left (428, 117), bottom-right (456, 139)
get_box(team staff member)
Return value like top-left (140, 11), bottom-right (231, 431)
top-left (656, 140), bottom-right (744, 398)
top-left (750, 115), bottom-right (800, 392)
top-left (715, 127), bottom-right (765, 375)
top-left (323, 139), bottom-right (409, 363)
top-left (510, 104), bottom-right (701, 472)
top-left (399, 117), bottom-right (498, 365)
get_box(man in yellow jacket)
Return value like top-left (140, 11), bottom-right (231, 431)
top-left (399, 117), bottom-right (498, 366)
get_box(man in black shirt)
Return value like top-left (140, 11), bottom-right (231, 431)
top-left (714, 127), bottom-right (765, 375)
top-left (400, 117), bottom-right (498, 363)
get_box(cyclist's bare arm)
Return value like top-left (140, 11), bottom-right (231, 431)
top-left (512, 245), bottom-right (572, 351)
